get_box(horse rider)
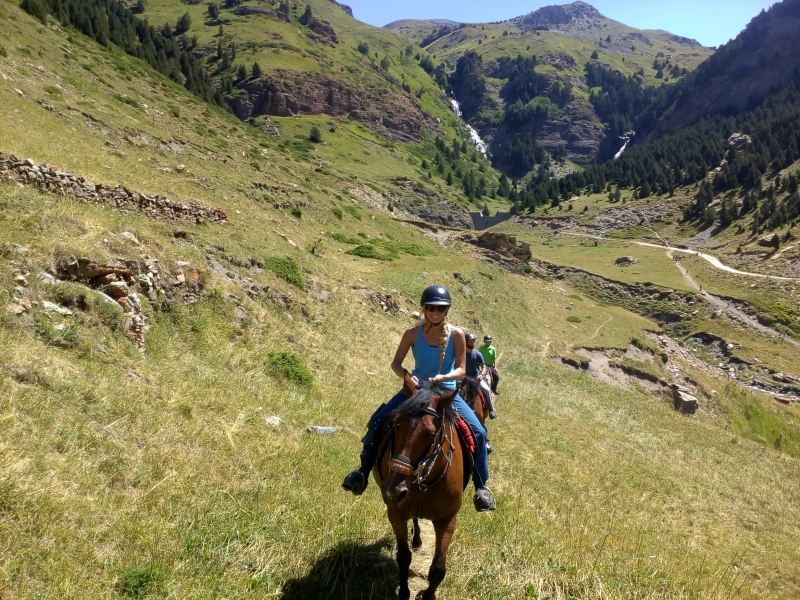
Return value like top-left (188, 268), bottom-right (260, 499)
top-left (465, 333), bottom-right (497, 419)
top-left (479, 334), bottom-right (500, 395)
top-left (342, 285), bottom-right (496, 512)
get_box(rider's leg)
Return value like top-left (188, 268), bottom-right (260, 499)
top-left (343, 389), bottom-right (407, 494)
top-left (490, 366), bottom-right (500, 393)
top-left (452, 395), bottom-right (494, 511)
top-left (360, 389), bottom-right (407, 468)
top-left (479, 379), bottom-right (497, 419)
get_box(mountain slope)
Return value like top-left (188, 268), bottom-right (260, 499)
top-left (658, 0), bottom-right (800, 133)
top-left (386, 2), bottom-right (712, 173)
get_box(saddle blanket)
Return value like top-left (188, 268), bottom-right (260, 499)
top-left (456, 414), bottom-right (476, 454)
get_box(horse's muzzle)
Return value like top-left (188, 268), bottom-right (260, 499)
top-left (382, 478), bottom-right (409, 508)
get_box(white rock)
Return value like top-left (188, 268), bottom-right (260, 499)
top-left (120, 231), bottom-right (140, 245)
top-left (264, 415), bottom-right (283, 426)
top-left (42, 300), bottom-right (74, 316)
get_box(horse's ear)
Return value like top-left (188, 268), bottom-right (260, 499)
top-left (403, 371), bottom-right (417, 398)
top-left (433, 389), bottom-right (457, 410)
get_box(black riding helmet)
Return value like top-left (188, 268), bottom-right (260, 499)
top-left (465, 333), bottom-right (476, 342)
top-left (484, 334), bottom-right (492, 341)
top-left (420, 285), bottom-right (451, 307)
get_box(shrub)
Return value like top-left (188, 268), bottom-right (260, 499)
top-left (357, 42), bottom-right (369, 55)
top-left (266, 352), bottom-right (313, 385)
top-left (309, 125), bottom-right (322, 143)
top-left (566, 315), bottom-right (582, 323)
top-left (342, 205), bottom-right (361, 220)
top-left (264, 256), bottom-right (306, 289)
top-left (346, 244), bottom-right (393, 260)
top-left (0, 45), bottom-right (7, 58)
top-left (331, 207), bottom-right (343, 219)
top-left (290, 206), bottom-right (302, 219)
top-left (522, 264), bottom-right (532, 274)
top-left (327, 232), bottom-right (361, 244)
top-left (116, 565), bottom-right (166, 598)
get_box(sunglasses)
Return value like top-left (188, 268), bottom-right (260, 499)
top-left (424, 305), bottom-right (448, 313)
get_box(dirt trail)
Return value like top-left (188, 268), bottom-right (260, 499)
top-left (573, 315), bottom-right (613, 349)
top-left (665, 249), bottom-right (800, 349)
top-left (407, 520), bottom-right (437, 597)
top-left (635, 241), bottom-right (800, 281)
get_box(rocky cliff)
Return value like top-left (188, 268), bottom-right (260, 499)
top-left (228, 69), bottom-right (438, 143)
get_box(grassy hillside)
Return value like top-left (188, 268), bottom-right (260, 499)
top-left (2, 2), bottom-right (800, 599)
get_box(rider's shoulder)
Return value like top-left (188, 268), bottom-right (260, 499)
top-left (403, 324), bottom-right (421, 337)
top-left (450, 326), bottom-right (465, 338)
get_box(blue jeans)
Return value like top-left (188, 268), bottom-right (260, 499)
top-left (360, 389), bottom-right (490, 487)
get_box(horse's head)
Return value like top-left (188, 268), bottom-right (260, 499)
top-left (458, 376), bottom-right (480, 408)
top-left (382, 383), bottom-right (457, 509)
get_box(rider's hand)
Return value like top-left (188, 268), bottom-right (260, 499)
top-left (411, 375), bottom-right (420, 387)
top-left (429, 374), bottom-right (444, 383)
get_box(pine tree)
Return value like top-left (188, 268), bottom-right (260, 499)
top-left (237, 64), bottom-right (247, 81)
top-left (309, 125), bottom-right (321, 143)
top-left (252, 62), bottom-right (262, 78)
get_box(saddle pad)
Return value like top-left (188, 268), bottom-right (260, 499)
top-left (477, 389), bottom-right (487, 411)
top-left (456, 415), bottom-right (476, 454)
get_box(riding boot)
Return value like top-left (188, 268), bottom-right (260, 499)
top-left (485, 390), bottom-right (498, 420)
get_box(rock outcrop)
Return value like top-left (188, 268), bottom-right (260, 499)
top-left (0, 153), bottom-right (227, 224)
top-left (229, 70), bottom-right (437, 142)
top-left (469, 232), bottom-right (532, 264)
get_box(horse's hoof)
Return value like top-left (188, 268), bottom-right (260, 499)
top-left (412, 540), bottom-right (422, 550)
top-left (415, 591), bottom-right (427, 600)
top-left (398, 589), bottom-right (410, 600)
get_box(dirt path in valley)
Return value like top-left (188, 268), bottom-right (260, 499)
top-left (635, 241), bottom-right (800, 281)
top-left (664, 249), bottom-right (800, 349)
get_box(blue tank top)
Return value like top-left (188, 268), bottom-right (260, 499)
top-left (411, 326), bottom-right (456, 390)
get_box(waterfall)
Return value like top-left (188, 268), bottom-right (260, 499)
top-left (450, 98), bottom-right (487, 156)
top-left (614, 132), bottom-right (635, 160)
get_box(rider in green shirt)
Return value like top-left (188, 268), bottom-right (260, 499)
top-left (478, 334), bottom-right (500, 394)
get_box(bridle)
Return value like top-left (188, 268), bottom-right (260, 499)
top-left (388, 405), bottom-right (456, 497)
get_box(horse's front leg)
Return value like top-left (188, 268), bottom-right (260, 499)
top-left (388, 508), bottom-right (412, 600)
top-left (411, 517), bottom-right (422, 550)
top-left (417, 514), bottom-right (456, 600)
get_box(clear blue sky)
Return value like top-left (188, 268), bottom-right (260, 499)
top-left (343, 0), bottom-right (777, 48)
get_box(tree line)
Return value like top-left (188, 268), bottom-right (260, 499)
top-left (22, 0), bottom-right (225, 106)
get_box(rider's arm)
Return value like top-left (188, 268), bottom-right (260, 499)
top-left (391, 326), bottom-right (418, 380)
top-left (432, 327), bottom-right (466, 382)
top-left (477, 352), bottom-right (487, 375)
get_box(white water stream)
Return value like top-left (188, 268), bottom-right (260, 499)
top-left (450, 98), bottom-right (487, 156)
top-left (614, 131), bottom-right (635, 160)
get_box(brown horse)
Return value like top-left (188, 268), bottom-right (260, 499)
top-left (373, 377), bottom-right (466, 600)
top-left (458, 376), bottom-right (487, 426)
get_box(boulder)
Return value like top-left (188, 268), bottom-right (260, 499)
top-left (673, 389), bottom-right (699, 415)
top-left (757, 234), bottom-right (778, 247)
top-left (615, 256), bottom-right (638, 265)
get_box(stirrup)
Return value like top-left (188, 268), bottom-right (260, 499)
top-left (342, 470), bottom-right (368, 495)
top-left (473, 487), bottom-right (496, 512)
top-left (489, 411), bottom-right (497, 420)
top-left (486, 442), bottom-right (493, 454)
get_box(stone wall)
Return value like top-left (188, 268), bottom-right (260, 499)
top-left (0, 153), bottom-right (227, 224)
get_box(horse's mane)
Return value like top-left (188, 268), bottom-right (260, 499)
top-left (460, 377), bottom-right (480, 396)
top-left (392, 380), bottom-right (457, 422)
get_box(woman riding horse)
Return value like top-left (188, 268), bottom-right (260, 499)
top-left (342, 285), bottom-right (495, 512)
